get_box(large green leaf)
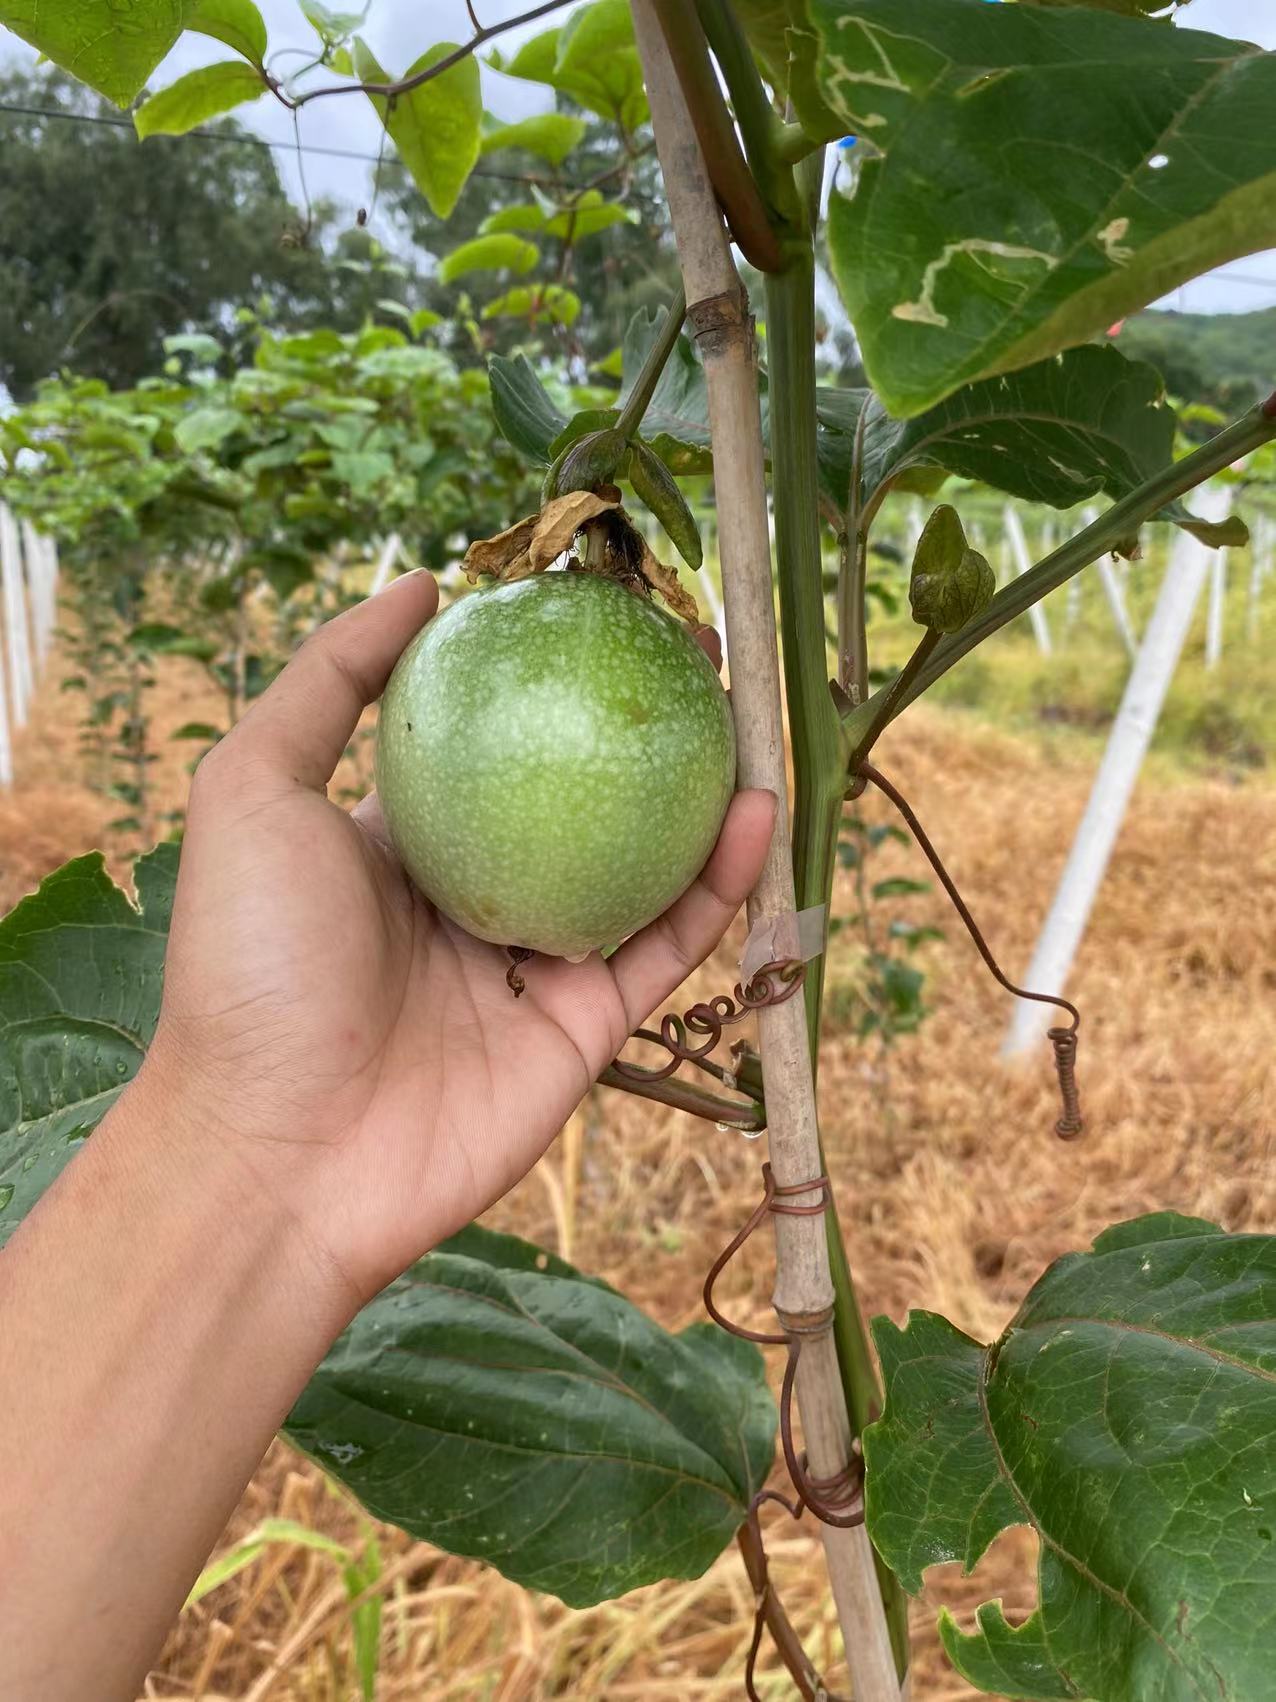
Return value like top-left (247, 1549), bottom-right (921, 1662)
top-left (134, 60), bottom-right (266, 139)
top-left (479, 112), bottom-right (585, 168)
top-left (285, 1222), bottom-right (776, 1607)
top-left (0, 0), bottom-right (190, 106)
top-left (188, 0), bottom-right (267, 66)
top-left (488, 0), bottom-right (648, 131)
top-left (857, 343), bottom-right (1246, 546)
top-left (0, 848), bottom-right (176, 1249)
top-left (354, 38), bottom-right (481, 219)
top-left (866, 1212), bottom-right (1276, 1701)
top-left (815, 0), bottom-right (1276, 417)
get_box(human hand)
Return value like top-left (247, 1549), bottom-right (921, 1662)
top-left (146, 572), bottom-right (773, 1314)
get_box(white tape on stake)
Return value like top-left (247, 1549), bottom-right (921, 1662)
top-left (739, 904), bottom-right (827, 984)
top-left (1003, 504), bottom-right (1053, 657)
top-left (0, 505), bottom-right (33, 728)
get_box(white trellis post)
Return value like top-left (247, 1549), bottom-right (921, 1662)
top-left (1205, 546), bottom-right (1227, 671)
top-left (20, 521), bottom-right (55, 667)
top-left (0, 505), bottom-right (34, 729)
top-left (369, 532), bottom-right (403, 597)
top-left (0, 622), bottom-right (10, 788)
top-left (1080, 501), bottom-right (1139, 662)
top-left (1002, 486), bottom-right (1232, 1056)
top-left (1003, 504), bottom-right (1053, 656)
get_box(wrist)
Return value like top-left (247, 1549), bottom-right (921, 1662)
top-left (99, 1050), bottom-right (363, 1344)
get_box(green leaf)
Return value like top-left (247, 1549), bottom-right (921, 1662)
top-left (285, 1221), bottom-right (776, 1607)
top-left (479, 112), bottom-right (585, 168)
top-left (866, 1211), bottom-right (1276, 1701)
top-left (858, 343), bottom-right (1241, 546)
top-left (188, 0), bottom-right (267, 67)
top-left (0, 0), bottom-right (187, 106)
top-left (300, 0), bottom-right (366, 41)
top-left (174, 406), bottom-right (241, 453)
top-left (871, 877), bottom-right (929, 900)
top-left (815, 0), bottom-right (1276, 417)
top-left (0, 848), bottom-right (176, 1249)
top-left (344, 1528), bottom-right (382, 1702)
top-left (171, 721), bottom-right (223, 742)
top-left (187, 1519), bottom-right (351, 1608)
top-left (437, 234), bottom-right (539, 285)
top-left (488, 353), bottom-right (569, 464)
top-left (478, 203), bottom-right (547, 237)
top-left (481, 285), bottom-right (581, 327)
top-left (543, 193), bottom-right (636, 241)
top-left (909, 505), bottom-right (994, 634)
top-left (354, 38), bottom-right (480, 220)
top-left (134, 59), bottom-right (265, 139)
top-left (488, 0), bottom-right (648, 131)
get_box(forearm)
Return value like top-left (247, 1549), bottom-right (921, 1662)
top-left (0, 1065), bottom-right (355, 1702)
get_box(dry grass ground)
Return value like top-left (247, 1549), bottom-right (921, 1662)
top-left (3, 639), bottom-right (1274, 1701)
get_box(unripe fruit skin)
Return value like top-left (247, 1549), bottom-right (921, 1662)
top-left (376, 571), bottom-right (736, 957)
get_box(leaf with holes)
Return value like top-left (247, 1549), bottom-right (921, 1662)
top-left (0, 847), bottom-right (176, 1249)
top-left (814, 0), bottom-right (1276, 417)
top-left (858, 344), bottom-right (1247, 547)
top-left (285, 1222), bottom-right (777, 1606)
top-left (0, 0), bottom-right (188, 106)
top-left (354, 38), bottom-right (480, 219)
top-left (866, 1212), bottom-right (1276, 1700)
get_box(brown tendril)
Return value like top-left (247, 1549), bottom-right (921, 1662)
top-left (611, 958), bottom-right (806, 1085)
top-left (709, 1164), bottom-right (862, 1698)
top-left (857, 760), bottom-right (1084, 1140)
top-left (504, 946), bottom-right (534, 997)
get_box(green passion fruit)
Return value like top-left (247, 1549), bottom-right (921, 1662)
top-left (376, 570), bottom-right (736, 957)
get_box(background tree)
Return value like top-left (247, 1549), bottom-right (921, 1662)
top-left (0, 68), bottom-right (404, 400)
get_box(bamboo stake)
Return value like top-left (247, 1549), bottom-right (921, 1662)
top-left (630, 6), bottom-right (900, 1695)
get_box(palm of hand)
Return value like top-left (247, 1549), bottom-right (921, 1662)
top-left (150, 574), bottom-right (771, 1307)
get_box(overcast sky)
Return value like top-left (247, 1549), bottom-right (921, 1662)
top-left (2, 0), bottom-right (1274, 313)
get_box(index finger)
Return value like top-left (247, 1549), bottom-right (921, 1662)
top-left (215, 570), bottom-right (438, 793)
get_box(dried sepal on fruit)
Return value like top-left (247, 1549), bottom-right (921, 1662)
top-left (462, 495), bottom-right (699, 624)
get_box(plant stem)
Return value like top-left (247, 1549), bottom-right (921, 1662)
top-left (843, 628), bottom-right (942, 770)
top-left (765, 241), bottom-right (912, 1683)
top-left (597, 1065), bottom-right (764, 1129)
top-left (693, 0), bottom-right (799, 222)
top-left (838, 403), bottom-right (871, 702)
top-left (615, 283), bottom-right (687, 441)
top-left (648, 0), bottom-right (785, 272)
top-left (632, 7), bottom-right (900, 1692)
top-left (864, 397), bottom-right (1276, 727)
